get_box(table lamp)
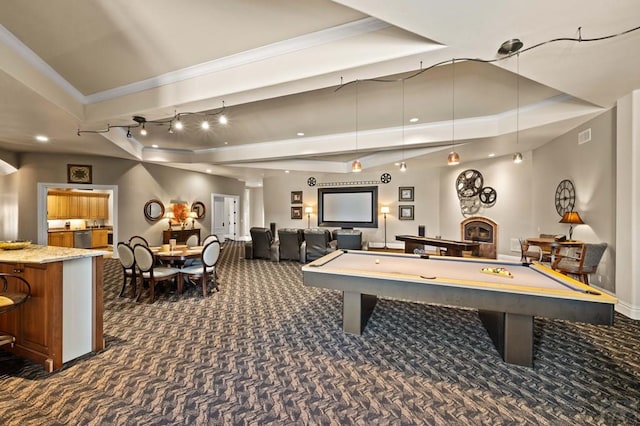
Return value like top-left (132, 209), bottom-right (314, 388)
top-left (164, 212), bottom-right (174, 230)
top-left (189, 211), bottom-right (198, 229)
top-left (305, 206), bottom-right (313, 228)
top-left (381, 206), bottom-right (390, 248)
top-left (559, 211), bottom-right (584, 241)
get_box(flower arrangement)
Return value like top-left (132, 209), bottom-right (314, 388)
top-left (172, 203), bottom-right (189, 227)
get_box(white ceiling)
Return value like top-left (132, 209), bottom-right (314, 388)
top-left (0, 0), bottom-right (638, 185)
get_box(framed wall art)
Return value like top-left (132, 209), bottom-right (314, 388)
top-left (399, 205), bottom-right (414, 220)
top-left (67, 164), bottom-right (93, 184)
top-left (291, 191), bottom-right (303, 204)
top-left (291, 206), bottom-right (303, 219)
top-left (399, 186), bottom-right (414, 202)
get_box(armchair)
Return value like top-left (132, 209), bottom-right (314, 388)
top-left (552, 242), bottom-right (607, 285)
top-left (303, 228), bottom-right (337, 262)
top-left (332, 229), bottom-right (363, 250)
top-left (277, 228), bottom-right (305, 262)
top-left (245, 227), bottom-right (279, 261)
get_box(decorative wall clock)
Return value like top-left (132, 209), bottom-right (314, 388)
top-left (554, 179), bottom-right (576, 216)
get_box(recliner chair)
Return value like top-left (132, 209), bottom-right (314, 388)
top-left (278, 228), bottom-right (305, 262)
top-left (303, 228), bottom-right (337, 262)
top-left (246, 227), bottom-right (279, 261)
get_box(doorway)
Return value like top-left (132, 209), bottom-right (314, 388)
top-left (211, 193), bottom-right (239, 242)
top-left (37, 183), bottom-right (118, 257)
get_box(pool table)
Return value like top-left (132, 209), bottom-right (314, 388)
top-left (302, 250), bottom-right (617, 367)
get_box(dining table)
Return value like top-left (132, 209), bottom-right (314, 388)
top-left (151, 245), bottom-right (203, 265)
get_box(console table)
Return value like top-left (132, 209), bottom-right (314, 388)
top-left (162, 228), bottom-right (200, 244)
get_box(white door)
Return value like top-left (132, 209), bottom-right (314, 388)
top-left (213, 196), bottom-right (226, 241)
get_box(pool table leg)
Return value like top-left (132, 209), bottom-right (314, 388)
top-left (478, 310), bottom-right (533, 367)
top-left (343, 291), bottom-right (378, 335)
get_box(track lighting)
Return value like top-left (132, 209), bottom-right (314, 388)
top-left (76, 103), bottom-right (227, 136)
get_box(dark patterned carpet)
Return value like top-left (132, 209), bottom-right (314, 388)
top-left (1, 241), bottom-right (639, 425)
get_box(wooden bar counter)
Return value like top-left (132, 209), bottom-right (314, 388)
top-left (0, 245), bottom-right (105, 372)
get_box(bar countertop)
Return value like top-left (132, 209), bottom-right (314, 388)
top-left (0, 244), bottom-right (107, 264)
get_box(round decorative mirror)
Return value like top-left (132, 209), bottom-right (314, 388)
top-left (144, 199), bottom-right (165, 221)
top-left (191, 201), bottom-right (206, 219)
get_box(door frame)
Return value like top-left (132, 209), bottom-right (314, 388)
top-left (37, 183), bottom-right (118, 257)
top-left (210, 193), bottom-right (239, 241)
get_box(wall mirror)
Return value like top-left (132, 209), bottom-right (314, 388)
top-left (191, 201), bottom-right (206, 219)
top-left (144, 199), bottom-right (165, 221)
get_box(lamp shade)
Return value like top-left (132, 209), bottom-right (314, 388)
top-left (559, 211), bottom-right (584, 224)
top-left (447, 151), bottom-right (460, 166)
top-left (381, 206), bottom-right (390, 214)
top-left (304, 206), bottom-right (313, 214)
top-left (164, 212), bottom-right (175, 219)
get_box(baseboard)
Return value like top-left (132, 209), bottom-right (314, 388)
top-left (614, 299), bottom-right (640, 320)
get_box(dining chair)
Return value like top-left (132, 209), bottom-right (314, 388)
top-left (185, 233), bottom-right (199, 248)
top-left (116, 242), bottom-right (137, 297)
top-left (519, 239), bottom-right (543, 262)
top-left (201, 234), bottom-right (219, 247)
top-left (0, 273), bottom-right (32, 348)
top-left (553, 242), bottom-right (608, 285)
top-left (129, 235), bottom-right (149, 248)
top-left (180, 240), bottom-right (221, 297)
top-left (133, 244), bottom-right (181, 303)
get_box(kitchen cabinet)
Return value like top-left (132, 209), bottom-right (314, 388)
top-left (48, 231), bottom-right (74, 248)
top-left (0, 252), bottom-right (104, 372)
top-left (91, 229), bottom-right (109, 248)
top-left (47, 191), bottom-right (109, 220)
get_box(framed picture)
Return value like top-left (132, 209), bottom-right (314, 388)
top-left (399, 205), bottom-right (414, 220)
top-left (67, 164), bottom-right (92, 184)
top-left (291, 206), bottom-right (303, 219)
top-left (291, 191), bottom-right (303, 204)
top-left (399, 186), bottom-right (414, 202)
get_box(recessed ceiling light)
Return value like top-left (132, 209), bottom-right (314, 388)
top-left (394, 162), bottom-right (400, 166)
top-left (285, 170), bottom-right (290, 174)
top-left (224, 141), bottom-right (228, 145)
top-left (206, 169), bottom-right (212, 173)
top-left (151, 144), bottom-right (159, 148)
top-left (35, 135), bottom-right (49, 142)
top-left (488, 153), bottom-right (495, 157)
top-left (297, 132), bottom-right (305, 136)
top-left (409, 118), bottom-right (419, 123)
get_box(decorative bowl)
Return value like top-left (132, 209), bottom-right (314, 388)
top-left (0, 240), bottom-right (32, 250)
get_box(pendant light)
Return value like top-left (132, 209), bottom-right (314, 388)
top-left (352, 80), bottom-right (362, 173)
top-left (513, 50), bottom-right (523, 163)
top-left (447, 58), bottom-right (460, 166)
top-left (400, 79), bottom-right (407, 172)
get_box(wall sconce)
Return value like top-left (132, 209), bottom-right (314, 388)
top-left (559, 211), bottom-right (584, 241)
top-left (164, 212), bottom-right (174, 230)
top-left (381, 206), bottom-right (390, 249)
top-left (305, 206), bottom-right (313, 228)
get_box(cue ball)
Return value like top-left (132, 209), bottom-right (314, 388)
top-left (375, 259), bottom-right (380, 264)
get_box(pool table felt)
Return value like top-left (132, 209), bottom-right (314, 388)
top-left (307, 250), bottom-right (616, 304)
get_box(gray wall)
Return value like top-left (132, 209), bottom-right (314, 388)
top-left (8, 153), bottom-right (245, 246)
top-left (262, 109), bottom-right (616, 290)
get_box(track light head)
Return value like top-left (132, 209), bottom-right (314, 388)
top-left (498, 38), bottom-right (524, 55)
top-left (351, 159), bottom-right (362, 173)
top-left (447, 151), bottom-right (460, 166)
top-left (513, 152), bottom-right (523, 163)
